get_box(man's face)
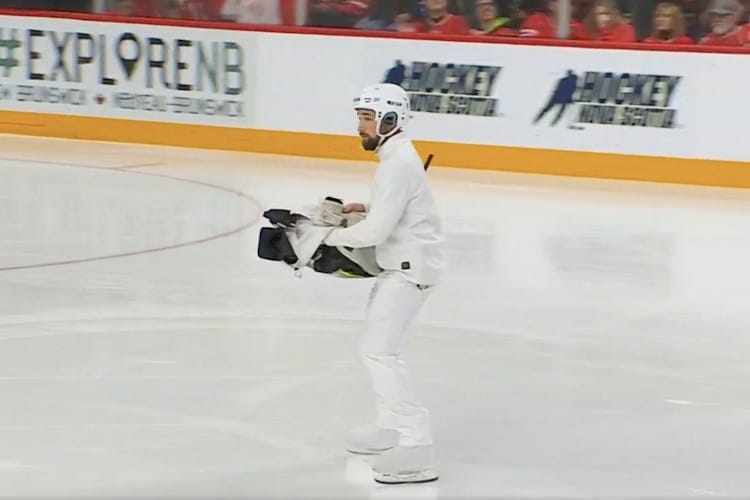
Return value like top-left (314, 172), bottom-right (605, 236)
top-left (475, 0), bottom-right (497, 23)
top-left (710, 11), bottom-right (738, 34)
top-left (595, 6), bottom-right (613, 28)
top-left (357, 109), bottom-right (380, 151)
top-left (548, 0), bottom-right (558, 15)
top-left (654, 8), bottom-right (673, 31)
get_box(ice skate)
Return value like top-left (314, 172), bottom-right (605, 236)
top-left (345, 423), bottom-right (399, 455)
top-left (372, 444), bottom-right (438, 484)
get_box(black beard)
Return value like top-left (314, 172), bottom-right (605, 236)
top-left (361, 136), bottom-right (380, 151)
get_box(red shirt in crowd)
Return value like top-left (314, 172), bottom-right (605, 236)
top-left (519, 13), bottom-right (588, 39)
top-left (106, 0), bottom-right (295, 23)
top-left (173, 0), bottom-right (211, 19)
top-left (105, 0), bottom-right (206, 19)
top-left (643, 35), bottom-right (693, 44)
top-left (699, 24), bottom-right (750, 46)
top-left (310, 0), bottom-right (371, 21)
top-left (413, 14), bottom-right (471, 34)
top-left (205, 0), bottom-right (226, 18)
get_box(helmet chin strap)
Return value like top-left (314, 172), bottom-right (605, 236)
top-left (377, 129), bottom-right (401, 148)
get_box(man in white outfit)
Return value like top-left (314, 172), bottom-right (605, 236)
top-left (323, 83), bottom-right (445, 484)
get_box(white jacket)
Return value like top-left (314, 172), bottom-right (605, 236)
top-left (324, 133), bottom-right (446, 286)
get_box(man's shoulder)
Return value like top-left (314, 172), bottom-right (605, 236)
top-left (381, 145), bottom-right (423, 172)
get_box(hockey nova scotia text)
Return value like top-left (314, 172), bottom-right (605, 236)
top-left (535, 70), bottom-right (682, 129)
top-left (383, 60), bottom-right (502, 117)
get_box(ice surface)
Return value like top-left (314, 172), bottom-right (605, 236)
top-left (0, 134), bottom-right (749, 499)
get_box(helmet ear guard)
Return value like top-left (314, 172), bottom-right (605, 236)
top-left (378, 111), bottom-right (399, 137)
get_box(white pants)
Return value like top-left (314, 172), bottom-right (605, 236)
top-left (360, 270), bottom-right (434, 447)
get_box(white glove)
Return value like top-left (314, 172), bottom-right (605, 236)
top-left (312, 197), bottom-right (346, 227)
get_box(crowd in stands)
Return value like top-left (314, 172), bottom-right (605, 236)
top-left (2, 0), bottom-right (749, 47)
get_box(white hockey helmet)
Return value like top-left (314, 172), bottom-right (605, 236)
top-left (353, 83), bottom-right (411, 140)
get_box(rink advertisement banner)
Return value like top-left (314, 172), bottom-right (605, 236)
top-left (251, 34), bottom-right (514, 142)
top-left (0, 16), bottom-right (252, 127)
top-left (0, 14), bottom-right (747, 169)
top-left (253, 32), bottom-right (737, 161)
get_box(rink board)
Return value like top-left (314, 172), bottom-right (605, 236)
top-left (0, 12), bottom-right (748, 187)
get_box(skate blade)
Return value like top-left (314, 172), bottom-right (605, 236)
top-left (346, 446), bottom-right (394, 455)
top-left (374, 468), bottom-right (439, 484)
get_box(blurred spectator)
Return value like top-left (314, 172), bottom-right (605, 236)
top-left (155, 0), bottom-right (209, 18)
top-left (307, 0), bottom-right (371, 27)
top-left (698, 0), bottom-right (750, 44)
top-left (220, 0), bottom-right (300, 26)
top-left (471, 0), bottom-right (516, 35)
top-left (519, 0), bottom-right (589, 38)
top-left (203, 0), bottom-right (228, 18)
top-left (627, 0), bottom-right (705, 41)
top-left (583, 0), bottom-right (636, 40)
top-left (449, 0), bottom-right (475, 17)
top-left (105, 0), bottom-right (139, 15)
top-left (507, 0), bottom-right (535, 30)
top-left (391, 10), bottom-right (420, 30)
top-left (155, 0), bottom-right (181, 17)
top-left (355, 0), bottom-right (396, 28)
top-left (220, 0), bottom-right (282, 23)
top-left (410, 0), bottom-right (471, 33)
top-left (571, 0), bottom-right (592, 21)
top-left (679, 0), bottom-right (710, 40)
top-left (355, 0), bottom-right (418, 30)
top-left (642, 1), bottom-right (693, 42)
